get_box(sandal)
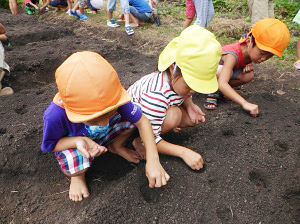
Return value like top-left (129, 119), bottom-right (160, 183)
top-left (204, 93), bottom-right (219, 110)
top-left (219, 92), bottom-right (233, 104)
top-left (294, 60), bottom-right (300, 70)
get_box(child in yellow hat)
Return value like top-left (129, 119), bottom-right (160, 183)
top-left (127, 25), bottom-right (222, 170)
top-left (41, 51), bottom-right (169, 202)
top-left (204, 18), bottom-right (290, 117)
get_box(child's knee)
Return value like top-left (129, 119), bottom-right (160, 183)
top-left (243, 71), bottom-right (254, 83)
top-left (162, 107), bottom-right (182, 131)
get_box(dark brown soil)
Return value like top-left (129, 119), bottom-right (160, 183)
top-left (1, 8), bottom-right (300, 224)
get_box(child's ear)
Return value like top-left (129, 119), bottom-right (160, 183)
top-left (245, 37), bottom-right (252, 48)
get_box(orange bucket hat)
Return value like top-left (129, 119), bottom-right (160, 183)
top-left (53, 51), bottom-right (131, 123)
top-left (251, 18), bottom-right (290, 58)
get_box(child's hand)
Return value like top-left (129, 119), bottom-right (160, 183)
top-left (180, 148), bottom-right (204, 170)
top-left (243, 64), bottom-right (253, 73)
top-left (242, 101), bottom-right (259, 117)
top-left (146, 159), bottom-right (170, 188)
top-left (186, 103), bottom-right (206, 124)
top-left (76, 137), bottom-right (107, 158)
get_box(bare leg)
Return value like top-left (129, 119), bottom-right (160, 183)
top-left (68, 169), bottom-right (89, 202)
top-left (177, 106), bottom-right (198, 128)
top-left (9, 0), bottom-right (19, 14)
top-left (297, 38), bottom-right (300, 61)
top-left (107, 11), bottom-right (113, 21)
top-left (67, 0), bottom-right (72, 10)
top-left (129, 14), bottom-right (139, 28)
top-left (124, 13), bottom-right (130, 26)
top-left (161, 106), bottom-right (182, 134)
top-left (72, 2), bottom-right (79, 12)
top-left (228, 71), bottom-right (254, 88)
top-left (108, 128), bottom-right (142, 163)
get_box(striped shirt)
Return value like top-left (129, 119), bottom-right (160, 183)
top-left (127, 71), bottom-right (185, 143)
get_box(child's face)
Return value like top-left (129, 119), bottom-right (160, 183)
top-left (83, 109), bottom-right (117, 126)
top-left (248, 44), bottom-right (274, 64)
top-left (172, 76), bottom-right (195, 98)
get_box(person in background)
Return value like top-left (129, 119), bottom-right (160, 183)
top-left (0, 23), bottom-right (13, 96)
top-left (118, 0), bottom-right (152, 28)
top-left (248, 0), bottom-right (274, 25)
top-left (87, 0), bottom-right (103, 14)
top-left (183, 0), bottom-right (214, 29)
top-left (107, 0), bottom-right (135, 36)
top-left (293, 11), bottom-right (300, 70)
top-left (69, 0), bottom-right (89, 20)
top-left (40, 0), bottom-right (72, 13)
top-left (9, 0), bottom-right (19, 14)
top-left (294, 38), bottom-right (300, 70)
top-left (147, 0), bottom-right (160, 26)
top-left (24, 0), bottom-right (41, 15)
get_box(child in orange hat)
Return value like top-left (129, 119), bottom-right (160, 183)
top-left (204, 18), bottom-right (290, 117)
top-left (41, 51), bottom-right (169, 202)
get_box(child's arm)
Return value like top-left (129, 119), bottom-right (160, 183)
top-left (134, 114), bottom-right (170, 188)
top-left (182, 97), bottom-right (206, 124)
top-left (0, 34), bottom-right (7, 42)
top-left (0, 24), bottom-right (5, 35)
top-left (40, 0), bottom-right (50, 11)
top-left (157, 140), bottom-right (204, 170)
top-left (218, 54), bottom-right (259, 117)
top-left (53, 136), bottom-right (107, 158)
top-left (28, 1), bottom-right (40, 9)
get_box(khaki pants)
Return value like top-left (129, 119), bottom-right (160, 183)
top-left (248, 0), bottom-right (274, 25)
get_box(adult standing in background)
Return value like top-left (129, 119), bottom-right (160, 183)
top-left (9, 0), bottom-right (19, 14)
top-left (248, 0), bottom-right (274, 25)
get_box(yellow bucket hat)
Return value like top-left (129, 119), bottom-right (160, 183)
top-left (158, 25), bottom-right (222, 94)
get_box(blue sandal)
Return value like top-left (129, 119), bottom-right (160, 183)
top-left (204, 93), bottom-right (219, 110)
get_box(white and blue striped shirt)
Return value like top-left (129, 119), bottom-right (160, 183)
top-left (127, 72), bottom-right (185, 143)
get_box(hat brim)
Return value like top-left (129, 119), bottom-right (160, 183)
top-left (255, 40), bottom-right (282, 58)
top-left (182, 70), bottom-right (218, 94)
top-left (158, 37), bottom-right (179, 72)
top-left (58, 87), bottom-right (132, 123)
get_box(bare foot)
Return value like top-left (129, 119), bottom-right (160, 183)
top-left (172, 127), bottom-right (181, 133)
top-left (0, 87), bottom-right (14, 96)
top-left (132, 136), bottom-right (146, 159)
top-left (130, 23), bottom-right (139, 28)
top-left (180, 148), bottom-right (204, 170)
top-left (69, 174), bottom-right (89, 202)
top-left (108, 144), bottom-right (141, 163)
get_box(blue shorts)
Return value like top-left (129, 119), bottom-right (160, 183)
top-left (54, 114), bottom-right (135, 175)
top-left (129, 6), bottom-right (152, 21)
top-left (50, 0), bottom-right (68, 7)
top-left (87, 0), bottom-right (97, 10)
top-left (217, 65), bottom-right (243, 80)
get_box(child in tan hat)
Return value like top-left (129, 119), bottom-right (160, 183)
top-left (41, 51), bottom-right (169, 202)
top-left (204, 18), bottom-right (290, 117)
